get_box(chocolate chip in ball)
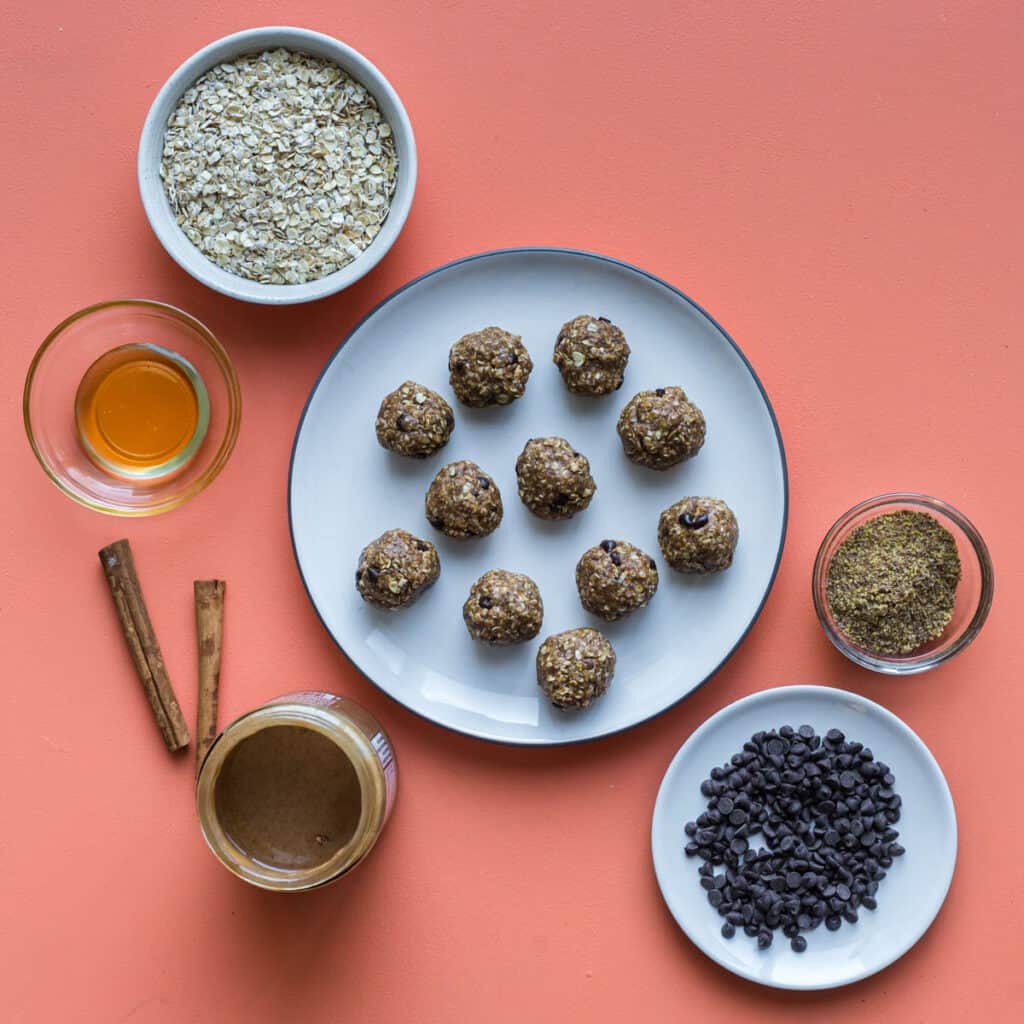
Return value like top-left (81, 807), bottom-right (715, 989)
top-left (680, 511), bottom-right (710, 529)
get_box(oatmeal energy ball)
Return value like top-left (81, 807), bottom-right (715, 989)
top-left (553, 315), bottom-right (630, 395)
top-left (617, 387), bottom-right (706, 470)
top-left (355, 529), bottom-right (440, 609)
top-left (375, 381), bottom-right (455, 458)
top-left (515, 437), bottom-right (596, 520)
top-left (463, 569), bottom-right (544, 646)
top-left (536, 628), bottom-right (617, 711)
top-left (658, 497), bottom-right (739, 574)
top-left (449, 327), bottom-right (533, 407)
top-left (425, 461), bottom-right (503, 538)
top-left (576, 540), bottom-right (659, 621)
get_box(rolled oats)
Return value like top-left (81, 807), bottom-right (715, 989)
top-left (160, 49), bottom-right (398, 284)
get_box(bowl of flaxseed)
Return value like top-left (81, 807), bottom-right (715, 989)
top-left (139, 27), bottom-right (415, 304)
top-left (812, 493), bottom-right (993, 674)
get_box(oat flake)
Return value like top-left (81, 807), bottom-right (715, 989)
top-left (160, 48), bottom-right (398, 285)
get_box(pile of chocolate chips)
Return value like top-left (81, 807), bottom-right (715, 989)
top-left (684, 725), bottom-right (905, 953)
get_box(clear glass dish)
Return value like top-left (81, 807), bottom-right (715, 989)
top-left (813, 493), bottom-right (993, 674)
top-left (24, 299), bottom-right (241, 516)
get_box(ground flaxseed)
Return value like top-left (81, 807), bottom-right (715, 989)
top-left (825, 510), bottom-right (961, 655)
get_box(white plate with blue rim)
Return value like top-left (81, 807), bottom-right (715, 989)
top-left (289, 248), bottom-right (787, 745)
top-left (651, 685), bottom-right (957, 989)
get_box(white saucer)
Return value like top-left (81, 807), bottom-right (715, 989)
top-left (651, 685), bottom-right (957, 989)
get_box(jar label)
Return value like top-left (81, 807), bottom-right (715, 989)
top-left (370, 730), bottom-right (398, 821)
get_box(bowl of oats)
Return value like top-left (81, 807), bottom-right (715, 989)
top-left (139, 27), bottom-right (415, 304)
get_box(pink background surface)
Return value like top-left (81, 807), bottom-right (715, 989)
top-left (3, 2), bottom-right (1022, 1021)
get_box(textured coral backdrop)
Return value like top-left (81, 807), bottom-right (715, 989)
top-left (2, 2), bottom-right (1022, 1021)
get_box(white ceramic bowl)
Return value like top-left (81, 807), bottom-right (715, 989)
top-left (138, 26), bottom-right (417, 305)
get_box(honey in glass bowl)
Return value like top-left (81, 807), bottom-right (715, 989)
top-left (24, 299), bottom-right (241, 517)
top-left (75, 343), bottom-right (210, 480)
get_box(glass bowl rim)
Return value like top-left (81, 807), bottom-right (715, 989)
top-left (812, 491), bottom-right (994, 674)
top-left (23, 298), bottom-right (242, 517)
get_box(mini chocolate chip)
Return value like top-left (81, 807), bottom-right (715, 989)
top-left (600, 540), bottom-right (617, 552)
top-left (649, 557), bottom-right (657, 570)
top-left (428, 516), bottom-right (444, 529)
top-left (680, 511), bottom-right (710, 529)
top-left (509, 352), bottom-right (519, 365)
top-left (416, 541), bottom-right (429, 551)
top-left (655, 388), bottom-right (666, 397)
top-left (610, 551), bottom-right (622, 566)
top-left (355, 569), bottom-right (362, 583)
top-left (478, 596), bottom-right (493, 609)
top-left (395, 413), bottom-right (415, 432)
top-left (551, 493), bottom-right (569, 506)
top-left (445, 410), bottom-right (455, 430)
top-left (366, 567), bottom-right (380, 583)
top-left (597, 316), bottom-right (611, 323)
top-left (453, 360), bottom-right (466, 374)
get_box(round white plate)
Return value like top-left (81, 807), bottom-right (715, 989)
top-left (290, 249), bottom-right (787, 744)
top-left (651, 685), bottom-right (957, 989)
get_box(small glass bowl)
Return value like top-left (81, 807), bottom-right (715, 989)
top-left (813, 493), bottom-right (993, 674)
top-left (24, 300), bottom-right (241, 516)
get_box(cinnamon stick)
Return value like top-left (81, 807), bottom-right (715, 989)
top-left (194, 579), bottom-right (225, 775)
top-left (98, 539), bottom-right (191, 753)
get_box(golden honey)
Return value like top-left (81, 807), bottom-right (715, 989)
top-left (75, 343), bottom-right (209, 479)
